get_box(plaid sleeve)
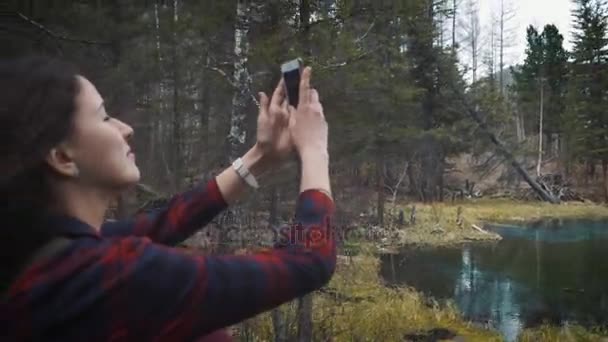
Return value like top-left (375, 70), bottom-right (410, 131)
top-left (114, 190), bottom-right (335, 339)
top-left (2, 190), bottom-right (335, 341)
top-left (100, 178), bottom-right (228, 245)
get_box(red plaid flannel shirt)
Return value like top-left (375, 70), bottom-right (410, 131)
top-left (1, 178), bottom-right (336, 341)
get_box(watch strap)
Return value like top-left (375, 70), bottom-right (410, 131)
top-left (232, 158), bottom-right (259, 189)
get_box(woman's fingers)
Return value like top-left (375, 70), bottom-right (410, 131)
top-left (280, 99), bottom-right (290, 125)
top-left (271, 78), bottom-right (286, 109)
top-left (298, 67), bottom-right (312, 107)
top-left (259, 92), bottom-right (270, 116)
top-left (310, 89), bottom-right (319, 104)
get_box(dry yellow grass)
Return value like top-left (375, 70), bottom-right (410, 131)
top-left (518, 324), bottom-right (608, 341)
top-left (228, 200), bottom-right (608, 341)
top-left (239, 254), bottom-right (502, 341)
top-left (388, 199), bottom-right (608, 246)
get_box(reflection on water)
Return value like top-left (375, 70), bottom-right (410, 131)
top-left (379, 219), bottom-right (608, 341)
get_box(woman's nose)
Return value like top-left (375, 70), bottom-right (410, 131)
top-left (115, 119), bottom-right (134, 139)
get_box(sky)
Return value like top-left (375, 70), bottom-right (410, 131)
top-left (477, 0), bottom-right (575, 66)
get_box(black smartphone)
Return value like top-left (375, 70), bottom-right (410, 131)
top-left (281, 58), bottom-right (303, 107)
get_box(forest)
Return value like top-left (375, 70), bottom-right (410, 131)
top-left (4, 0), bottom-right (608, 341)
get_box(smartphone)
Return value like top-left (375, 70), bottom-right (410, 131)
top-left (281, 58), bottom-right (303, 107)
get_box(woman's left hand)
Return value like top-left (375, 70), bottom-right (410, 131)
top-left (255, 78), bottom-right (295, 165)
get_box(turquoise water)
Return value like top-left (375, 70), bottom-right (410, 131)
top-left (380, 219), bottom-right (608, 341)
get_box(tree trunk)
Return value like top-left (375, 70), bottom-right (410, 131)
top-left (514, 109), bottom-right (523, 142)
top-left (499, 0), bottom-right (504, 94)
top-left (603, 160), bottom-right (608, 203)
top-left (199, 53), bottom-right (211, 171)
top-left (452, 0), bottom-right (457, 55)
top-left (376, 148), bottom-right (385, 226)
top-left (537, 79), bottom-right (544, 177)
top-left (296, 3), bottom-right (314, 340)
top-left (272, 307), bottom-right (287, 342)
top-left (297, 294), bottom-right (313, 342)
top-left (268, 185), bottom-right (288, 342)
top-left (154, 0), bottom-right (174, 190)
top-left (466, 0), bottom-right (480, 84)
top-left (171, 0), bottom-right (182, 191)
top-left (228, 0), bottom-right (251, 161)
top-left (438, 159), bottom-right (445, 202)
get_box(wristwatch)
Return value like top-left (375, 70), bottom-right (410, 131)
top-left (232, 157), bottom-right (259, 189)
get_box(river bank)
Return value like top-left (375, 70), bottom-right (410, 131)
top-left (240, 253), bottom-right (503, 341)
top-left (187, 199), bottom-right (608, 341)
top-left (374, 199), bottom-right (608, 247)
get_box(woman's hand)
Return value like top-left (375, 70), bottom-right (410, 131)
top-left (289, 67), bottom-right (328, 159)
top-left (255, 78), bottom-right (295, 166)
top-left (288, 67), bottom-right (332, 197)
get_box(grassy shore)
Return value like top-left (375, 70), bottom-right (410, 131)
top-left (385, 199), bottom-right (608, 246)
top-left (220, 199), bottom-right (608, 341)
top-left (240, 252), bottom-right (502, 341)
top-left (518, 324), bottom-right (608, 341)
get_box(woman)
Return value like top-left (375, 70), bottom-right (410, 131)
top-left (0, 56), bottom-right (335, 341)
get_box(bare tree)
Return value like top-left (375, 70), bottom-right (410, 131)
top-left (436, 0), bottom-right (450, 47)
top-left (537, 77), bottom-right (545, 177)
top-left (498, 0), bottom-right (517, 94)
top-left (228, 0), bottom-right (252, 161)
top-left (171, 0), bottom-right (183, 191)
top-left (483, 10), bottom-right (499, 87)
top-left (452, 0), bottom-right (461, 55)
top-left (461, 0), bottom-right (481, 83)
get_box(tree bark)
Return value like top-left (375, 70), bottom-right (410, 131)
top-left (376, 147), bottom-right (385, 226)
top-left (464, 0), bottom-right (480, 83)
top-left (603, 159), bottom-right (608, 203)
top-left (296, 294), bottom-right (313, 342)
top-left (171, 0), bottom-right (182, 191)
top-left (153, 0), bottom-right (174, 190)
top-left (267, 184), bottom-right (288, 341)
top-left (499, 0), bottom-right (504, 94)
top-left (296, 3), bottom-right (314, 341)
top-left (452, 0), bottom-right (458, 55)
top-left (228, 0), bottom-right (252, 161)
top-left (537, 78), bottom-right (544, 177)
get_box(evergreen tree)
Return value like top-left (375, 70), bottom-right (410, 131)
top-left (568, 0), bottom-right (608, 200)
top-left (540, 24), bottom-right (569, 153)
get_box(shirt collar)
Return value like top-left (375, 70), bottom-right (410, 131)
top-left (45, 214), bottom-right (101, 238)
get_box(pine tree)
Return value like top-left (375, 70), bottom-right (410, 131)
top-left (540, 24), bottom-right (568, 155)
top-left (569, 0), bottom-right (608, 200)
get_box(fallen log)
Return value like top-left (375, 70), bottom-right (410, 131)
top-left (447, 80), bottom-right (560, 204)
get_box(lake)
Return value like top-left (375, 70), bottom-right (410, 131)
top-left (379, 219), bottom-right (608, 341)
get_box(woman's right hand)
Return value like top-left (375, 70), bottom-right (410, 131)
top-left (288, 67), bottom-right (328, 159)
top-left (288, 66), bottom-right (332, 198)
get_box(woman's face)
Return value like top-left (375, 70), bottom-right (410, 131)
top-left (53, 76), bottom-right (140, 190)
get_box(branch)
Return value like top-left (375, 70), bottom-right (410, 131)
top-left (355, 21), bottom-right (376, 44)
top-left (320, 47), bottom-right (379, 70)
top-left (205, 65), bottom-right (260, 108)
top-left (15, 12), bottom-right (111, 45)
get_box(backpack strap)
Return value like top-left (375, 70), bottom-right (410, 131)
top-left (1, 236), bottom-right (72, 298)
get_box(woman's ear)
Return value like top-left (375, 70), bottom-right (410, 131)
top-left (45, 144), bottom-right (79, 178)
